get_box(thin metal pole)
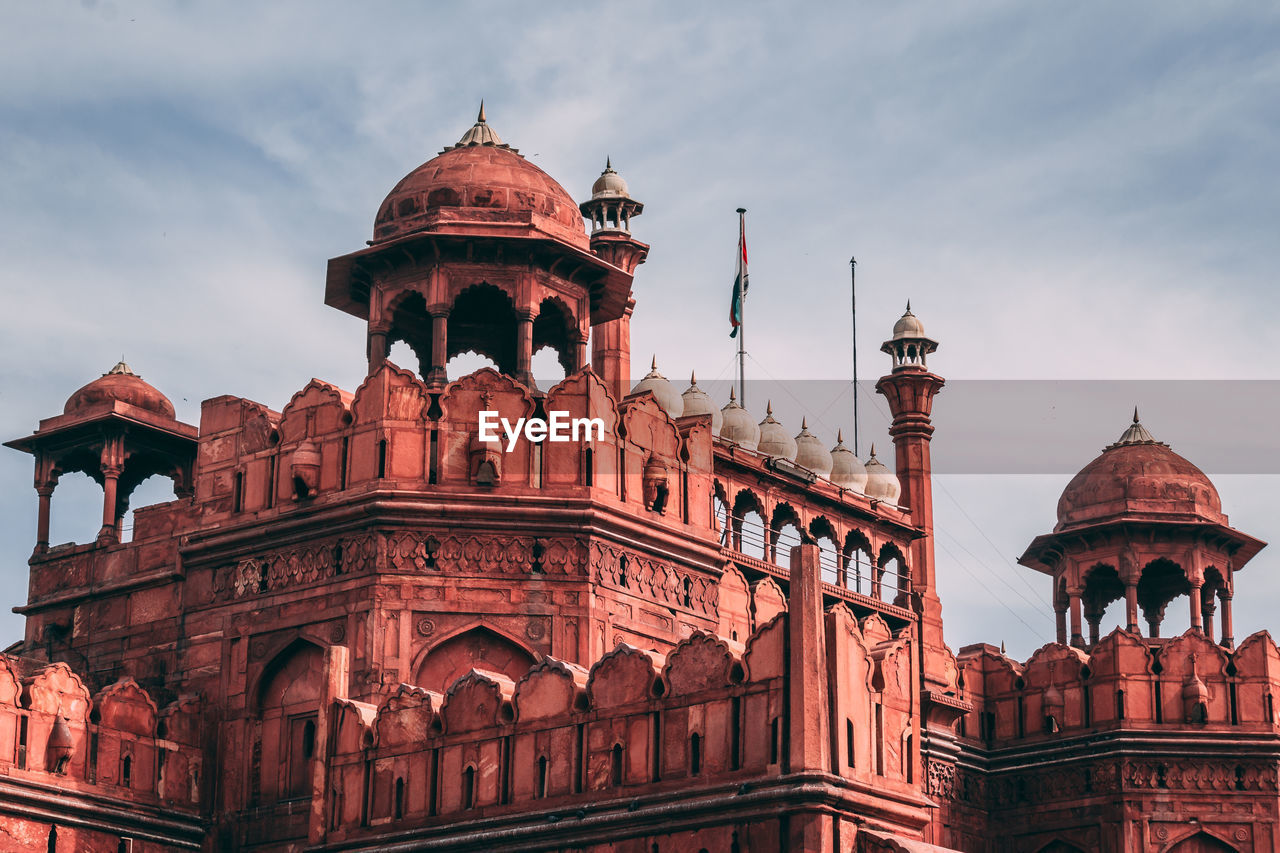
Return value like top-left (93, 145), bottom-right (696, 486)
top-left (850, 256), bottom-right (858, 457)
top-left (737, 208), bottom-right (747, 408)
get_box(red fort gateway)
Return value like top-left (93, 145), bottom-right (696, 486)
top-left (1, 110), bottom-right (1273, 853)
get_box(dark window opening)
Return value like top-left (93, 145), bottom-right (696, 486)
top-left (689, 732), bottom-right (701, 776)
top-left (537, 755), bottom-right (548, 798)
top-left (769, 717), bottom-right (780, 765)
top-left (121, 754), bottom-right (132, 788)
top-left (265, 454), bottom-right (277, 509)
top-left (463, 766), bottom-right (476, 809)
top-left (393, 777), bottom-right (404, 820)
top-left (17, 715), bottom-right (28, 769)
top-left (1116, 689), bottom-right (1126, 721)
top-left (339, 436), bottom-right (349, 490)
top-left (682, 577), bottom-right (693, 608)
top-left (584, 447), bottom-right (594, 486)
top-left (377, 439), bottom-right (388, 478)
top-left (233, 471), bottom-right (244, 513)
top-left (730, 697), bottom-right (741, 770)
top-left (846, 718), bottom-right (855, 768)
top-left (47, 827), bottom-right (56, 853)
top-left (611, 744), bottom-right (624, 786)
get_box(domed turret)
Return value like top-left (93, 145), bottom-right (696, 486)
top-left (880, 301), bottom-right (939, 371)
top-left (372, 106), bottom-right (589, 250)
top-left (756, 402), bottom-right (797, 460)
top-left (1055, 410), bottom-right (1224, 531)
top-left (581, 157), bottom-right (644, 236)
top-left (629, 357), bottom-right (684, 419)
top-left (64, 361), bottom-right (176, 420)
top-left (680, 372), bottom-right (723, 433)
top-left (863, 444), bottom-right (901, 503)
top-left (829, 430), bottom-right (868, 491)
top-left (792, 418), bottom-right (832, 477)
top-left (719, 388), bottom-right (759, 449)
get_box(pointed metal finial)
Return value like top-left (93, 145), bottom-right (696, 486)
top-left (1133, 406), bottom-right (1140, 424)
top-left (605, 155), bottom-right (613, 171)
top-left (766, 400), bottom-right (773, 416)
top-left (650, 354), bottom-right (657, 371)
top-left (869, 442), bottom-right (877, 457)
top-left (477, 100), bottom-right (486, 123)
top-left (690, 370), bottom-right (697, 385)
top-left (1000, 641), bottom-right (1006, 655)
top-left (906, 299), bottom-right (912, 313)
top-left (837, 428), bottom-right (844, 443)
top-left (801, 416), bottom-right (808, 430)
top-left (729, 387), bottom-right (737, 402)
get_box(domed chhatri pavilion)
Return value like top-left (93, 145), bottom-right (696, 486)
top-left (1, 110), bottom-right (1274, 853)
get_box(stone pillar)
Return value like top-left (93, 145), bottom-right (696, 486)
top-left (1068, 588), bottom-right (1084, 648)
top-left (1219, 590), bottom-right (1234, 648)
top-left (1202, 594), bottom-right (1216, 642)
top-left (1125, 583), bottom-right (1139, 633)
top-left (787, 543), bottom-right (832, 851)
top-left (590, 299), bottom-right (634, 402)
top-left (516, 309), bottom-right (535, 387)
top-left (428, 309), bottom-right (449, 386)
top-left (35, 482), bottom-right (54, 554)
top-left (309, 644), bottom-right (350, 846)
top-left (368, 329), bottom-right (389, 373)
top-left (1189, 582), bottom-right (1204, 634)
top-left (1087, 614), bottom-right (1101, 647)
top-left (98, 464), bottom-right (122, 544)
top-left (1054, 604), bottom-right (1067, 646)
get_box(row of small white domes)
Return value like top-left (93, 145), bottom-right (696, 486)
top-left (629, 360), bottom-right (901, 504)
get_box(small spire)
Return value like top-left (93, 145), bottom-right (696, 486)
top-left (801, 416), bottom-right (808, 430)
top-left (605, 155), bottom-right (613, 171)
top-left (869, 442), bottom-right (877, 458)
top-left (766, 400), bottom-right (774, 416)
top-left (1133, 406), bottom-right (1140, 424)
top-left (837, 428), bottom-right (844, 443)
top-left (477, 100), bottom-right (486, 123)
top-left (650, 354), bottom-right (657, 370)
top-left (690, 370), bottom-right (697, 385)
top-left (106, 360), bottom-right (136, 376)
top-left (1000, 641), bottom-right (1006, 655)
top-left (729, 387), bottom-right (737, 402)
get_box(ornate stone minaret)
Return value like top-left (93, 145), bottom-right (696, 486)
top-left (580, 159), bottom-right (648, 401)
top-left (875, 304), bottom-right (948, 684)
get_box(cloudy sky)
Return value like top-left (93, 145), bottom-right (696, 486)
top-left (1, 2), bottom-right (1277, 658)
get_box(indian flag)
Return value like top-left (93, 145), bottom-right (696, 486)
top-left (729, 210), bottom-right (748, 338)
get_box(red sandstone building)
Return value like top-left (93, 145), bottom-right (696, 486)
top-left (1, 110), bottom-right (1271, 853)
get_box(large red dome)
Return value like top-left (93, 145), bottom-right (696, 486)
top-left (63, 362), bottom-right (176, 420)
top-left (1055, 417), bottom-right (1223, 530)
top-left (372, 114), bottom-right (588, 251)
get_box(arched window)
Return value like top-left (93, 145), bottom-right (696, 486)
top-left (611, 744), bottom-right (624, 786)
top-left (463, 766), bottom-right (476, 809)
top-left (255, 640), bottom-right (324, 803)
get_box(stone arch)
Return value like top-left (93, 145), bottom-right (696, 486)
top-left (769, 502), bottom-right (803, 565)
top-left (254, 638), bottom-right (325, 803)
top-left (877, 542), bottom-right (910, 605)
top-left (531, 296), bottom-right (577, 376)
top-left (1163, 829), bottom-right (1239, 852)
top-left (1081, 563), bottom-right (1125, 645)
top-left (1036, 841), bottom-right (1088, 853)
top-left (385, 289), bottom-right (433, 377)
top-left (448, 283), bottom-right (518, 374)
top-left (413, 625), bottom-right (537, 694)
top-left (841, 528), bottom-right (875, 592)
top-left (731, 488), bottom-right (767, 558)
top-left (1137, 558), bottom-right (1191, 638)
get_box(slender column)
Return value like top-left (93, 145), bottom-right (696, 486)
top-left (1054, 604), bottom-right (1067, 646)
top-left (98, 464), bottom-right (122, 545)
top-left (574, 332), bottom-right (589, 374)
top-left (1087, 615), bottom-right (1101, 648)
top-left (1219, 590), bottom-right (1234, 648)
top-left (1189, 582), bottom-right (1204, 634)
top-left (35, 482), bottom-right (55, 554)
top-left (1201, 595), bottom-right (1216, 642)
top-left (428, 309), bottom-right (449, 386)
top-left (368, 330), bottom-right (389, 373)
top-left (1068, 588), bottom-right (1084, 648)
top-left (515, 309), bottom-right (535, 387)
top-left (1125, 583), bottom-right (1139, 633)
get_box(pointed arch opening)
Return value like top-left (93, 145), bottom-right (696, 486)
top-left (448, 284), bottom-right (517, 375)
top-left (413, 626), bottom-right (536, 693)
top-left (254, 639), bottom-right (324, 804)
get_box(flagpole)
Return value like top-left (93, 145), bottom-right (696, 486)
top-left (850, 255), bottom-right (858, 456)
top-left (737, 208), bottom-right (747, 407)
